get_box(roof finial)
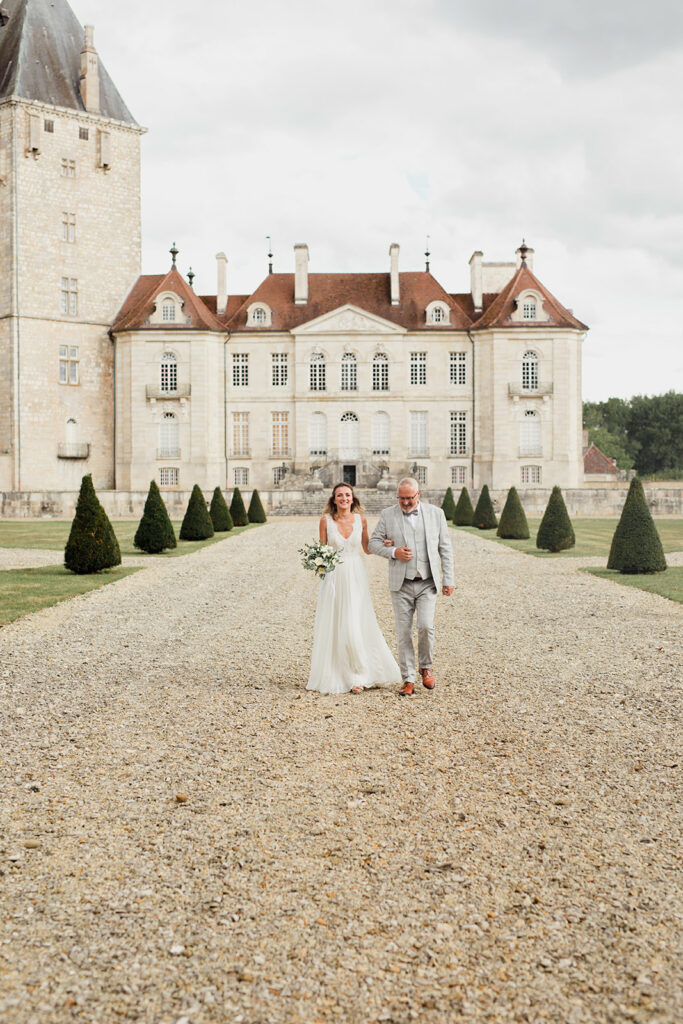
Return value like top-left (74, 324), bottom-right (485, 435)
top-left (425, 234), bottom-right (431, 273)
top-left (266, 235), bottom-right (273, 275)
top-left (187, 267), bottom-right (195, 288)
top-left (170, 241), bottom-right (178, 267)
top-left (518, 238), bottom-right (529, 264)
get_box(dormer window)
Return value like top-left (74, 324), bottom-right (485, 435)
top-left (512, 289), bottom-right (548, 323)
top-left (162, 302), bottom-right (176, 322)
top-left (425, 301), bottom-right (451, 326)
top-left (523, 299), bottom-right (537, 320)
top-left (246, 302), bottom-right (272, 327)
top-left (150, 291), bottom-right (183, 325)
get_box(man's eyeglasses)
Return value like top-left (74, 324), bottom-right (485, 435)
top-left (398, 493), bottom-right (418, 501)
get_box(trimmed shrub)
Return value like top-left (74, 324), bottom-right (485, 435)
top-left (472, 484), bottom-right (498, 529)
top-left (536, 486), bottom-right (575, 552)
top-left (441, 486), bottom-right (456, 522)
top-left (607, 477), bottom-right (667, 574)
top-left (210, 486), bottom-right (233, 532)
top-left (453, 486), bottom-right (474, 526)
top-left (497, 486), bottom-right (530, 539)
top-left (65, 474), bottom-right (122, 574)
top-left (134, 480), bottom-right (177, 553)
top-left (230, 486), bottom-right (249, 527)
top-left (179, 484), bottom-right (214, 541)
top-left (248, 488), bottom-right (267, 524)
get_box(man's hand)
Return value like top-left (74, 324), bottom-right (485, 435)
top-left (394, 546), bottom-right (413, 562)
top-left (442, 585), bottom-right (454, 596)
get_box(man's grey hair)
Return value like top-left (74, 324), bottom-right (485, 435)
top-left (397, 477), bottom-right (420, 493)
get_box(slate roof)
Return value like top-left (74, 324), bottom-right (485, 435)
top-left (112, 268), bottom-right (225, 332)
top-left (583, 443), bottom-right (618, 475)
top-left (472, 262), bottom-right (588, 330)
top-left (0, 0), bottom-right (137, 124)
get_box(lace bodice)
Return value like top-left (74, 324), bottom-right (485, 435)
top-left (326, 513), bottom-right (362, 555)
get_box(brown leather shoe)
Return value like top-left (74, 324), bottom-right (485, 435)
top-left (420, 668), bottom-right (435, 690)
top-left (398, 681), bottom-right (415, 696)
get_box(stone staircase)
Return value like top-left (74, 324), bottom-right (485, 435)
top-left (270, 489), bottom-right (446, 516)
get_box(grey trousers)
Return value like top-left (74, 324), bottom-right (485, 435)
top-left (390, 577), bottom-right (438, 683)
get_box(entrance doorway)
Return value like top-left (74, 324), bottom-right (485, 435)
top-left (343, 464), bottom-right (356, 486)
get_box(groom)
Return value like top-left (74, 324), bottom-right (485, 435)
top-left (369, 478), bottom-right (455, 696)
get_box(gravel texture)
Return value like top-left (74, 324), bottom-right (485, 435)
top-left (0, 518), bottom-right (681, 1024)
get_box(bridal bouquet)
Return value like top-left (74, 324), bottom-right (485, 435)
top-left (299, 541), bottom-right (343, 579)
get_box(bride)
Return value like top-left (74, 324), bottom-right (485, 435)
top-left (306, 483), bottom-right (401, 695)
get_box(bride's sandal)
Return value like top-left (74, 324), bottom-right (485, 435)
top-left (351, 685), bottom-right (365, 694)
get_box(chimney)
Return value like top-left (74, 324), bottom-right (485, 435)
top-left (80, 26), bottom-right (100, 114)
top-left (294, 243), bottom-right (309, 305)
top-left (389, 243), bottom-right (400, 305)
top-left (469, 250), bottom-right (483, 312)
top-left (216, 252), bottom-right (228, 315)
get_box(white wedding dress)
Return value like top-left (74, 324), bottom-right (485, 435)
top-left (306, 513), bottom-right (401, 694)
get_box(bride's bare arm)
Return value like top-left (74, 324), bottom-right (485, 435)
top-left (319, 516), bottom-right (327, 544)
top-left (361, 515), bottom-right (371, 554)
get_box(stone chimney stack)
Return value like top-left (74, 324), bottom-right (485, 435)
top-left (80, 26), bottom-right (100, 114)
top-left (216, 252), bottom-right (228, 314)
top-left (389, 243), bottom-right (400, 305)
top-left (294, 243), bottom-right (309, 305)
top-left (469, 250), bottom-right (483, 313)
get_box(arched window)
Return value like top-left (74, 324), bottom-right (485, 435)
top-left (253, 307), bottom-right (267, 324)
top-left (341, 353), bottom-right (357, 391)
top-left (159, 411), bottom-right (179, 458)
top-left (522, 351), bottom-right (538, 392)
top-left (371, 412), bottom-right (390, 456)
top-left (425, 301), bottom-right (450, 325)
top-left (522, 298), bottom-right (537, 320)
top-left (162, 301), bottom-right (176, 322)
top-left (520, 409), bottom-right (541, 456)
top-left (310, 352), bottom-right (326, 391)
top-left (309, 412), bottom-right (327, 456)
top-left (160, 352), bottom-right (177, 392)
top-left (65, 418), bottom-right (78, 444)
top-left (340, 412), bottom-right (359, 458)
top-left (372, 353), bottom-right (389, 391)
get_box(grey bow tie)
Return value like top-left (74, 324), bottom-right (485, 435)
top-left (403, 510), bottom-right (419, 517)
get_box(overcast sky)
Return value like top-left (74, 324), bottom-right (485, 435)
top-left (76, 0), bottom-right (683, 401)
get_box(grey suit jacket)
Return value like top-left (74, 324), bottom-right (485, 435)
top-left (368, 502), bottom-right (455, 593)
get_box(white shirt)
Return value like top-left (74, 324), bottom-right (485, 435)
top-left (391, 502), bottom-right (421, 558)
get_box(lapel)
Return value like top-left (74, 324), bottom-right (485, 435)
top-left (393, 503), bottom-right (407, 547)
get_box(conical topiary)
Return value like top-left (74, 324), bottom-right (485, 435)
top-left (230, 486), bottom-right (249, 527)
top-left (497, 486), bottom-right (530, 539)
top-left (607, 477), bottom-right (667, 574)
top-left (64, 474), bottom-right (122, 574)
top-left (179, 484), bottom-right (214, 541)
top-left (453, 486), bottom-right (474, 526)
top-left (210, 486), bottom-right (233, 532)
top-left (248, 488), bottom-right (267, 524)
top-left (472, 484), bottom-right (498, 529)
top-left (536, 485), bottom-right (575, 552)
top-left (134, 480), bottom-right (177, 553)
top-left (441, 486), bottom-right (456, 522)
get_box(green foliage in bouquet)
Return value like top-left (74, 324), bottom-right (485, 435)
top-left (248, 488), bottom-right (267, 524)
top-left (441, 486), bottom-right (456, 522)
top-left (536, 486), bottom-right (575, 552)
top-left (453, 486), bottom-right (474, 526)
top-left (472, 484), bottom-right (498, 530)
top-left (210, 486), bottom-right (233, 532)
top-left (607, 477), bottom-right (666, 573)
top-left (64, 474), bottom-right (122, 574)
top-left (230, 486), bottom-right (249, 527)
top-left (179, 484), bottom-right (214, 541)
top-left (134, 480), bottom-right (177, 553)
top-left (497, 486), bottom-right (530, 539)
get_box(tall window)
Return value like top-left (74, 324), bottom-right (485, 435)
top-left (60, 277), bottom-right (78, 315)
top-left (160, 352), bottom-right (177, 392)
top-left (310, 352), bottom-right (326, 391)
top-left (449, 352), bottom-right (466, 386)
top-left (273, 466), bottom-right (287, 485)
top-left (415, 466), bottom-right (427, 485)
top-left (232, 353), bottom-right (249, 387)
top-left (522, 351), bottom-right (538, 391)
top-left (371, 412), bottom-right (390, 456)
top-left (232, 412), bottom-right (249, 456)
top-left (520, 410), bottom-right (541, 455)
top-left (159, 412), bottom-right (179, 457)
top-left (65, 418), bottom-right (78, 445)
top-left (309, 412), bottom-right (327, 456)
top-left (79, 127), bottom-right (89, 141)
top-left (59, 345), bottom-right (79, 384)
top-left (162, 301), bottom-right (176, 322)
top-left (372, 353), bottom-right (389, 391)
top-left (61, 212), bottom-right (76, 242)
top-left (271, 412), bottom-right (289, 457)
top-left (410, 411), bottom-right (428, 456)
top-left (271, 353), bottom-right (288, 386)
top-left (159, 467), bottom-right (179, 487)
top-left (340, 412), bottom-right (359, 457)
top-left (410, 352), bottom-right (427, 385)
top-left (341, 353), bottom-right (357, 391)
top-left (451, 466), bottom-right (467, 485)
top-left (60, 158), bottom-right (76, 177)
top-left (449, 411), bottom-right (467, 455)
top-left (521, 465), bottom-right (542, 484)
top-left (234, 468), bottom-right (249, 486)
top-left (523, 298), bottom-right (537, 320)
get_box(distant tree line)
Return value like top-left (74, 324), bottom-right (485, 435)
top-left (583, 391), bottom-right (682, 478)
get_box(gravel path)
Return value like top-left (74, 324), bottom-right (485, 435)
top-left (1, 520), bottom-right (681, 1024)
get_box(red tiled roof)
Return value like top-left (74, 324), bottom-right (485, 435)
top-left (112, 267), bottom-right (225, 332)
top-left (583, 443), bottom-right (618, 474)
top-left (222, 272), bottom-right (475, 332)
top-left (473, 263), bottom-right (588, 330)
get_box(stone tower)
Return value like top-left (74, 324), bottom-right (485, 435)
top-left (0, 0), bottom-right (144, 491)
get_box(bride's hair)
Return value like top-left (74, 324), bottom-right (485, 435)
top-left (323, 482), bottom-right (365, 518)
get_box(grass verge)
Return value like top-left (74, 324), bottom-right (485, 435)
top-left (0, 521), bottom-right (260, 557)
top-left (452, 518), bottom-right (683, 558)
top-left (0, 565), bottom-right (141, 627)
top-left (583, 567), bottom-right (683, 605)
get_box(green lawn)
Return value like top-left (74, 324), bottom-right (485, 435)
top-left (0, 565), bottom-right (141, 627)
top-left (452, 518), bottom-right (683, 558)
top-left (0, 520), bottom-right (260, 557)
top-left (583, 567), bottom-right (683, 605)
